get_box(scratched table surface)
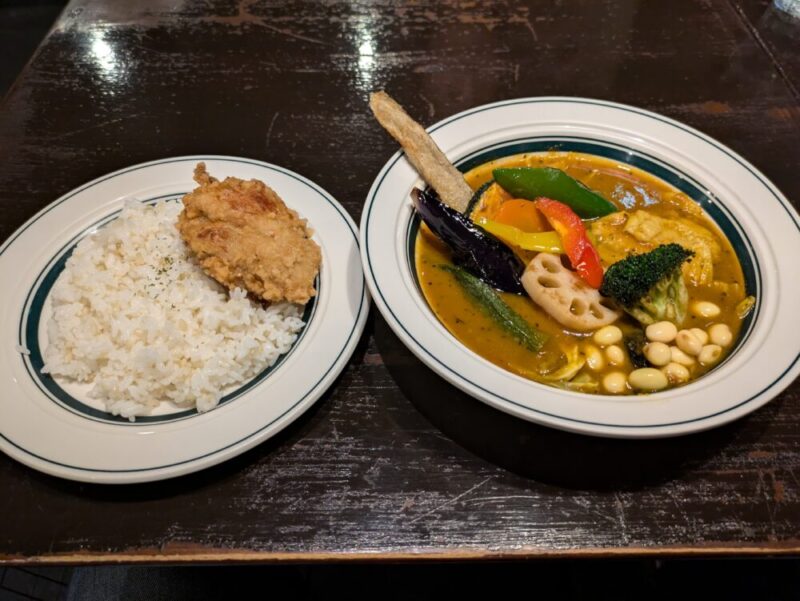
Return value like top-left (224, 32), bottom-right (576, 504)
top-left (1, 0), bottom-right (800, 564)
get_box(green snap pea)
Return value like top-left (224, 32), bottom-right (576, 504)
top-left (493, 167), bottom-right (618, 219)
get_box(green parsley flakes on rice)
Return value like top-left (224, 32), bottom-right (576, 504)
top-left (42, 200), bottom-right (305, 419)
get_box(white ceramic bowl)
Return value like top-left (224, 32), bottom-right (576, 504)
top-left (361, 97), bottom-right (800, 438)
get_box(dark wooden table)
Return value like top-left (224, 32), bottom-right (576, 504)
top-left (1, 0), bottom-right (800, 564)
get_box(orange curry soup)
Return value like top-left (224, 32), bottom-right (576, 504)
top-left (414, 152), bottom-right (748, 393)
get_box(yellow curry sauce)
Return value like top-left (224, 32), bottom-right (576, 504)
top-left (414, 152), bottom-right (748, 392)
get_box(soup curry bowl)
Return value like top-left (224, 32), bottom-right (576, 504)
top-left (361, 97), bottom-right (800, 438)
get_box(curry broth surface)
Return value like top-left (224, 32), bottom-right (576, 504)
top-left (415, 152), bottom-right (747, 389)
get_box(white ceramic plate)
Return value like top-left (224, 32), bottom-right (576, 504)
top-left (0, 156), bottom-right (368, 483)
top-left (361, 97), bottom-right (800, 438)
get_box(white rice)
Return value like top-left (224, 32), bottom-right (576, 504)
top-left (42, 200), bottom-right (305, 419)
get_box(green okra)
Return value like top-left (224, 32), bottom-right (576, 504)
top-left (439, 264), bottom-right (548, 352)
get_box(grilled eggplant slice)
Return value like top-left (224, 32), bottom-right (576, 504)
top-left (413, 187), bottom-right (524, 294)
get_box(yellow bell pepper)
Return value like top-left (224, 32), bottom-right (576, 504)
top-left (476, 218), bottom-right (565, 254)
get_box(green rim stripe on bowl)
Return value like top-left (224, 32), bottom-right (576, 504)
top-left (406, 137), bottom-right (759, 375)
top-left (364, 98), bottom-right (795, 429)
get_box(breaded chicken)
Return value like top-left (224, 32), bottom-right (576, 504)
top-left (177, 163), bottom-right (321, 304)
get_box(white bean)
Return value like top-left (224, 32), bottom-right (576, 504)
top-left (645, 321), bottom-right (677, 343)
top-left (670, 346), bottom-right (696, 366)
top-left (593, 325), bottom-right (623, 347)
top-left (690, 328), bottom-right (709, 345)
top-left (628, 368), bottom-right (669, 391)
top-left (698, 344), bottom-right (723, 366)
top-left (605, 344), bottom-right (626, 366)
top-left (603, 372), bottom-right (627, 394)
top-left (585, 344), bottom-right (605, 371)
top-left (676, 330), bottom-right (702, 356)
top-left (691, 300), bottom-right (721, 319)
top-left (644, 342), bottom-right (671, 367)
top-left (708, 323), bottom-right (733, 347)
top-left (662, 362), bottom-right (690, 384)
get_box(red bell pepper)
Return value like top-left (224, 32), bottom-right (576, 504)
top-left (534, 197), bottom-right (604, 289)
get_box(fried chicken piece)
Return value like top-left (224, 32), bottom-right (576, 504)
top-left (178, 163), bottom-right (321, 304)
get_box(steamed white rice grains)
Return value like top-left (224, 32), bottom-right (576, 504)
top-left (42, 200), bottom-right (306, 419)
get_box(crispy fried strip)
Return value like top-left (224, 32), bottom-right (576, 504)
top-left (369, 91), bottom-right (473, 213)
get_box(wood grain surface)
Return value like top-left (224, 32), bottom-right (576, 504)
top-left (1, 0), bottom-right (800, 562)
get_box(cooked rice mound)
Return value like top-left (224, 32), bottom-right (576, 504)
top-left (42, 200), bottom-right (305, 419)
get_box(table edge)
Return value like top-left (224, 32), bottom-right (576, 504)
top-left (3, 544), bottom-right (800, 565)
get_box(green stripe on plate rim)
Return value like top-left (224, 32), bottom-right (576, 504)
top-left (2, 155), bottom-right (367, 474)
top-left (366, 98), bottom-right (795, 429)
top-left (20, 194), bottom-right (319, 425)
top-left (405, 136), bottom-right (760, 361)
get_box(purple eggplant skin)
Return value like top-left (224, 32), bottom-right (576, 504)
top-left (412, 187), bottom-right (525, 294)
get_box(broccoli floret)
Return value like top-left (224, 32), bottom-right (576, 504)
top-left (600, 243), bottom-right (694, 325)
